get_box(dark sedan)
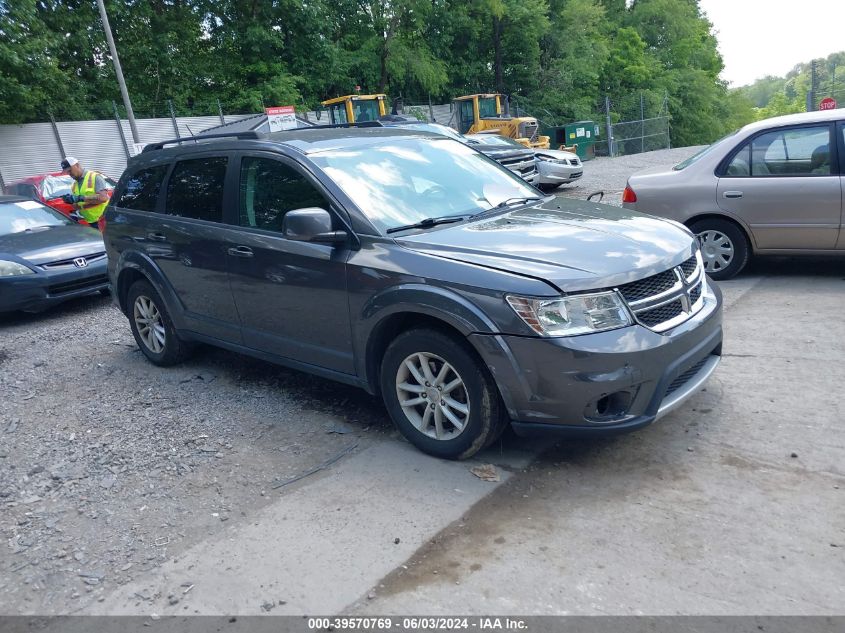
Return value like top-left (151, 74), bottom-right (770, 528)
top-left (0, 196), bottom-right (109, 313)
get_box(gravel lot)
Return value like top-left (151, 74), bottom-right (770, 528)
top-left (0, 295), bottom-right (392, 613)
top-left (554, 146), bottom-right (705, 205)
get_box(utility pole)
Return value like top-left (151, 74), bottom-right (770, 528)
top-left (96, 0), bottom-right (139, 143)
top-left (807, 59), bottom-right (818, 112)
top-left (604, 95), bottom-right (614, 157)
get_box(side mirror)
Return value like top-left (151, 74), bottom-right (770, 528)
top-left (282, 208), bottom-right (347, 244)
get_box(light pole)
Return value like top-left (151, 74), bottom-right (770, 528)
top-left (96, 0), bottom-right (139, 143)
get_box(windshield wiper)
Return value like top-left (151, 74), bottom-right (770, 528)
top-left (494, 196), bottom-right (543, 209)
top-left (386, 215), bottom-right (468, 234)
top-left (470, 196), bottom-right (544, 219)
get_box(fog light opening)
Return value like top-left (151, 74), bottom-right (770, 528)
top-left (585, 390), bottom-right (633, 422)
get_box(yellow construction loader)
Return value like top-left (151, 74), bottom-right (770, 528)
top-left (453, 94), bottom-right (550, 149)
top-left (320, 94), bottom-right (387, 125)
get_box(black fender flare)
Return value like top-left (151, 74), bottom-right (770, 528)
top-left (114, 251), bottom-right (186, 330)
top-left (355, 283), bottom-right (500, 390)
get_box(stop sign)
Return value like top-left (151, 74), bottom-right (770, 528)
top-left (819, 97), bottom-right (837, 110)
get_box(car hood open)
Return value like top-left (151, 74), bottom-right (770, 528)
top-left (397, 198), bottom-right (696, 292)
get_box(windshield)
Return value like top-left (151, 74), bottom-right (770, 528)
top-left (310, 137), bottom-right (539, 234)
top-left (0, 200), bottom-right (71, 235)
top-left (40, 174), bottom-right (115, 199)
top-left (673, 131), bottom-right (738, 170)
top-left (467, 134), bottom-right (524, 148)
top-left (352, 99), bottom-right (381, 122)
top-left (40, 175), bottom-right (75, 199)
top-left (478, 97), bottom-right (498, 118)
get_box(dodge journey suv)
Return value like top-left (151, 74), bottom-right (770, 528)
top-left (105, 127), bottom-right (723, 459)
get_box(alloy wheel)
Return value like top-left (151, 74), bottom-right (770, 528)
top-left (133, 295), bottom-right (166, 354)
top-left (395, 352), bottom-right (470, 441)
top-left (697, 229), bottom-right (734, 274)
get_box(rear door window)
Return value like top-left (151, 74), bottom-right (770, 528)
top-left (238, 157), bottom-right (328, 232)
top-left (116, 165), bottom-right (168, 212)
top-left (165, 157), bottom-right (228, 222)
top-left (750, 125), bottom-right (831, 176)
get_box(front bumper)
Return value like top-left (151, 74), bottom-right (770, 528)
top-left (469, 283), bottom-right (723, 436)
top-left (0, 259), bottom-right (109, 313)
top-left (537, 162), bottom-right (583, 185)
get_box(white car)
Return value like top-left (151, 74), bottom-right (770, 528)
top-left (465, 133), bottom-right (582, 190)
top-left (534, 148), bottom-right (583, 190)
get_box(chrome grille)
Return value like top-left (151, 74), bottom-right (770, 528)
top-left (40, 252), bottom-right (106, 270)
top-left (690, 281), bottom-right (702, 304)
top-left (615, 252), bottom-right (705, 333)
top-left (617, 270), bottom-right (677, 303)
top-left (638, 299), bottom-right (684, 327)
top-left (679, 255), bottom-right (697, 280)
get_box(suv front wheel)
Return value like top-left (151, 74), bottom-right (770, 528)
top-left (380, 328), bottom-right (508, 460)
top-left (126, 279), bottom-right (192, 366)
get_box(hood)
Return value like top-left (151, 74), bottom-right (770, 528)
top-left (397, 197), bottom-right (696, 291)
top-left (474, 146), bottom-right (534, 160)
top-left (536, 149), bottom-right (578, 161)
top-left (0, 224), bottom-right (105, 265)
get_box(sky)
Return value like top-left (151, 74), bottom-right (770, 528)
top-left (697, 0), bottom-right (845, 87)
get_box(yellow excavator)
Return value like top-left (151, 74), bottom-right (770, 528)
top-left (320, 94), bottom-right (387, 125)
top-left (453, 94), bottom-right (550, 149)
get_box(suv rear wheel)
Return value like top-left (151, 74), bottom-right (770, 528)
top-left (380, 328), bottom-right (508, 460)
top-left (127, 279), bottom-right (192, 366)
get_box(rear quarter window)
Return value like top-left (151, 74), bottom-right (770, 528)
top-left (116, 165), bottom-right (168, 212)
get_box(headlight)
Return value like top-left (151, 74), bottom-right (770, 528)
top-left (0, 260), bottom-right (36, 277)
top-left (536, 154), bottom-right (565, 164)
top-left (507, 291), bottom-right (632, 337)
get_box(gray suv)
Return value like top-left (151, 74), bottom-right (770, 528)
top-left (106, 128), bottom-right (723, 459)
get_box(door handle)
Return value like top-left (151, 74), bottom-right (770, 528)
top-left (723, 191), bottom-right (743, 199)
top-left (147, 232), bottom-right (167, 242)
top-left (227, 246), bottom-right (254, 258)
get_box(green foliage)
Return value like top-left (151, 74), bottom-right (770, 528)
top-left (0, 0), bottom-right (781, 147)
top-left (732, 50), bottom-right (845, 123)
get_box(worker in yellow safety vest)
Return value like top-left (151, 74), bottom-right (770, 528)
top-left (60, 157), bottom-right (109, 231)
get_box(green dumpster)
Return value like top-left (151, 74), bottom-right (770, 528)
top-left (541, 121), bottom-right (599, 161)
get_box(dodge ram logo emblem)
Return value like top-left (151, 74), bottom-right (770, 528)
top-left (73, 257), bottom-right (88, 268)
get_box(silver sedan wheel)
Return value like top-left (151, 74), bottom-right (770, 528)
top-left (697, 229), bottom-right (734, 274)
top-left (395, 352), bottom-right (470, 441)
top-left (133, 295), bottom-right (166, 354)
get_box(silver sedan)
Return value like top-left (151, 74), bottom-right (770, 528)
top-left (623, 109), bottom-right (845, 279)
top-left (465, 134), bottom-right (583, 191)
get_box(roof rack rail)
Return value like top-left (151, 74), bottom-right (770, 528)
top-left (299, 121), bottom-right (387, 130)
top-left (141, 131), bottom-right (265, 153)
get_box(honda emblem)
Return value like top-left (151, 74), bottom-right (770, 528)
top-left (73, 257), bottom-right (88, 268)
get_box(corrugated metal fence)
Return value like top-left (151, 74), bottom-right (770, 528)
top-left (0, 104), bottom-right (458, 189)
top-left (0, 114), bottom-right (252, 188)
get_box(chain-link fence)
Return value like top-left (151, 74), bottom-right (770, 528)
top-left (594, 92), bottom-right (671, 157)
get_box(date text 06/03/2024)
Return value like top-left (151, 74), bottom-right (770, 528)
top-left (306, 617), bottom-right (528, 630)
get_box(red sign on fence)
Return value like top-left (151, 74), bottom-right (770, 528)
top-left (265, 106), bottom-right (296, 132)
top-left (819, 97), bottom-right (837, 111)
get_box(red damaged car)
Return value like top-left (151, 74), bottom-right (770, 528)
top-left (4, 172), bottom-right (116, 228)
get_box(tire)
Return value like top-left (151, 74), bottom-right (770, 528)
top-left (689, 218), bottom-right (750, 280)
top-left (380, 328), bottom-right (508, 460)
top-left (538, 183), bottom-right (561, 192)
top-left (126, 279), bottom-right (192, 366)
